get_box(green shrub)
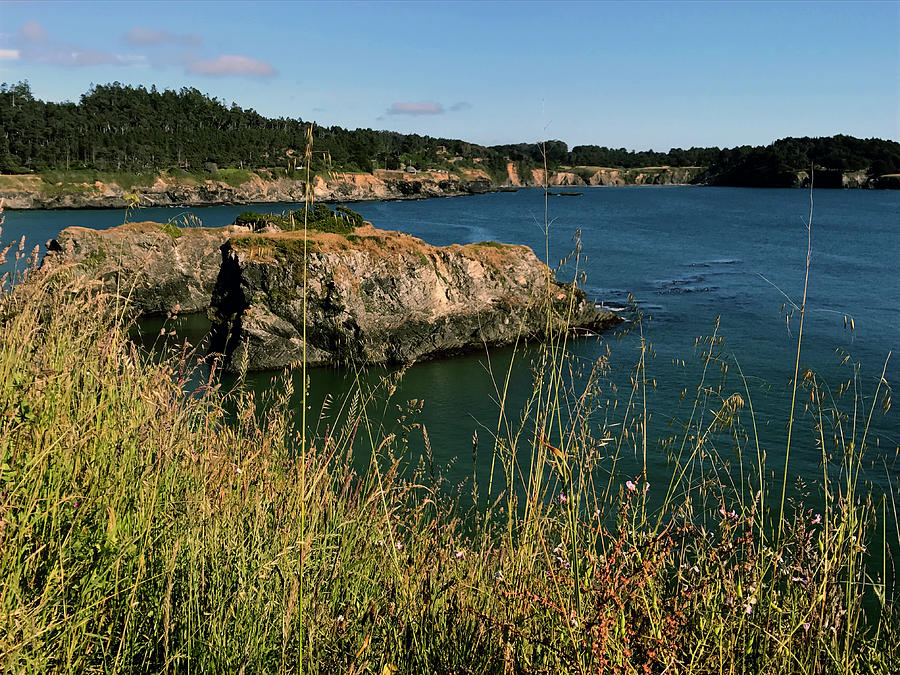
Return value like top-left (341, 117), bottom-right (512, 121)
top-left (234, 204), bottom-right (361, 235)
top-left (158, 221), bottom-right (183, 239)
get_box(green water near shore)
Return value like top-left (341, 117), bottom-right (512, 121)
top-left (104, 186), bottom-right (900, 512)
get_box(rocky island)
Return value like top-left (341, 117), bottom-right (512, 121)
top-left (42, 208), bottom-right (620, 371)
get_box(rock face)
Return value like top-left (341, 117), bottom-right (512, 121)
top-left (40, 219), bottom-right (621, 371)
top-left (587, 166), bottom-right (704, 186)
top-left (507, 165), bottom-right (704, 188)
top-left (42, 222), bottom-right (248, 315)
top-left (1, 168), bottom-right (498, 210)
top-left (209, 225), bottom-right (620, 371)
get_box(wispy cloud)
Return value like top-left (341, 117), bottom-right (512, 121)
top-left (0, 21), bottom-right (275, 79)
top-left (386, 100), bottom-right (472, 116)
top-left (21, 20), bottom-right (47, 42)
top-left (9, 20), bottom-right (137, 67)
top-left (187, 54), bottom-right (275, 77)
top-left (387, 101), bottom-right (445, 116)
top-left (125, 27), bottom-right (202, 47)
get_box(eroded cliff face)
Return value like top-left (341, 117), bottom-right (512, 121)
top-left (0, 168), bottom-right (496, 210)
top-left (42, 222), bottom-right (248, 315)
top-left (586, 166), bottom-right (705, 186)
top-left (508, 165), bottom-right (704, 188)
top-left (209, 225), bottom-right (620, 371)
top-left (39, 219), bottom-right (621, 370)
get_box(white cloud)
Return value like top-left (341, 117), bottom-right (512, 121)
top-left (387, 101), bottom-right (445, 116)
top-left (187, 54), bottom-right (275, 77)
top-left (6, 21), bottom-right (274, 79)
top-left (21, 21), bottom-right (47, 42)
top-left (24, 45), bottom-right (130, 67)
top-left (11, 21), bottom-right (132, 67)
top-left (125, 27), bottom-right (202, 47)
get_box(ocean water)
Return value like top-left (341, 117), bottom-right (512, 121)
top-left (4, 186), bottom-right (899, 500)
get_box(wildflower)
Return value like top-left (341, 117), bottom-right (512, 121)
top-left (555, 492), bottom-right (568, 505)
top-left (642, 481), bottom-right (650, 495)
top-left (803, 622), bottom-right (811, 631)
top-left (626, 480), bottom-right (637, 492)
top-left (454, 549), bottom-right (465, 560)
top-left (395, 541), bottom-right (403, 551)
top-left (724, 595), bottom-right (735, 607)
top-left (811, 513), bottom-right (822, 525)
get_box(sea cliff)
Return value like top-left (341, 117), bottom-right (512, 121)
top-left (41, 218), bottom-right (620, 371)
top-left (7, 162), bottom-right (891, 211)
top-left (1, 168), bottom-right (495, 210)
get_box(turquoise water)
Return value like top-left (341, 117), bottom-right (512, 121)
top-left (5, 187), bottom-right (899, 499)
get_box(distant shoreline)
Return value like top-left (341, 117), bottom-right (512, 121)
top-left (1, 165), bottom-right (896, 211)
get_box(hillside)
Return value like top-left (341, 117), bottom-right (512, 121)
top-left (1, 82), bottom-right (898, 194)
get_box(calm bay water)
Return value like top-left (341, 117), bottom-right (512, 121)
top-left (5, 186), bottom-right (899, 498)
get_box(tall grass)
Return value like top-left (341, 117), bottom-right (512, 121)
top-left (0, 190), bottom-right (898, 674)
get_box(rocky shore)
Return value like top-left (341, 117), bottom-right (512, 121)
top-left (0, 168), bottom-right (496, 210)
top-left (1, 163), bottom-right (707, 211)
top-left (42, 218), bottom-right (621, 371)
top-left (7, 162), bottom-right (892, 211)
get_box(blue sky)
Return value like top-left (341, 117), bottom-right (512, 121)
top-left (1, 0), bottom-right (897, 150)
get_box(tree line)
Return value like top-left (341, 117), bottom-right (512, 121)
top-left (2, 81), bottom-right (898, 185)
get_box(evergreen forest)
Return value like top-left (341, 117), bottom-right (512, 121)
top-left (2, 81), bottom-right (899, 186)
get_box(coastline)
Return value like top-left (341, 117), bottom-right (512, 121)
top-left (3, 164), bottom-right (896, 211)
top-left (0, 165), bottom-right (703, 211)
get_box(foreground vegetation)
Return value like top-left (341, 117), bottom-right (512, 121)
top-left (1, 209), bottom-right (898, 672)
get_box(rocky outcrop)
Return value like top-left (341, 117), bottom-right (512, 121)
top-left (529, 170), bottom-right (587, 187)
top-left (510, 166), bottom-right (702, 188)
top-left (42, 221), bottom-right (248, 315)
top-left (209, 225), bottom-right (620, 371)
top-left (39, 219), bottom-right (621, 370)
top-left (587, 166), bottom-right (704, 186)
